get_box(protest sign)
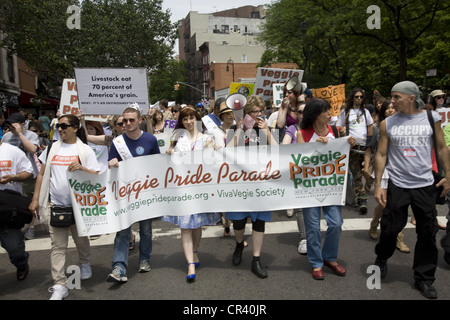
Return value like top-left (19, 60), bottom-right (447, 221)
top-left (312, 84), bottom-right (346, 117)
top-left (255, 68), bottom-right (303, 101)
top-left (229, 83), bottom-right (255, 96)
top-left (437, 107), bottom-right (450, 128)
top-left (74, 68), bottom-right (149, 115)
top-left (68, 138), bottom-right (350, 236)
top-left (59, 79), bottom-right (109, 121)
top-left (273, 83), bottom-right (285, 108)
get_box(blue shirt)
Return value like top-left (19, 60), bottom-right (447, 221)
top-left (108, 132), bottom-right (160, 161)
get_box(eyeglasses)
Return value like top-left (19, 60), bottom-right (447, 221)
top-left (56, 123), bottom-right (74, 130)
top-left (122, 118), bottom-right (136, 123)
top-left (116, 122), bottom-right (124, 126)
top-left (435, 96), bottom-right (444, 100)
top-left (354, 95), bottom-right (363, 99)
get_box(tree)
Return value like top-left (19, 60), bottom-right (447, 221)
top-left (148, 59), bottom-right (187, 103)
top-left (0, 0), bottom-right (178, 79)
top-left (258, 0), bottom-right (450, 95)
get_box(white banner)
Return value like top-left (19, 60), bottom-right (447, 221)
top-left (74, 68), bottom-right (149, 115)
top-left (68, 138), bottom-right (350, 236)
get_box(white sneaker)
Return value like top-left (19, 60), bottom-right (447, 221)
top-left (286, 209), bottom-right (294, 217)
top-left (298, 239), bottom-right (307, 255)
top-left (80, 262), bottom-right (92, 280)
top-left (138, 261), bottom-right (151, 273)
top-left (49, 284), bottom-right (69, 300)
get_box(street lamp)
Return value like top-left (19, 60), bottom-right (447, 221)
top-left (226, 59), bottom-right (235, 82)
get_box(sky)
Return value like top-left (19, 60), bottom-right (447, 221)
top-left (162, 0), bottom-right (270, 23)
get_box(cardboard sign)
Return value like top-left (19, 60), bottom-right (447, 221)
top-left (74, 68), bottom-right (149, 115)
top-left (312, 84), bottom-right (346, 117)
top-left (255, 68), bottom-right (303, 101)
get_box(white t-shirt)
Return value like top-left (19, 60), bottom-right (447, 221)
top-left (2, 130), bottom-right (40, 177)
top-left (336, 108), bottom-right (373, 145)
top-left (50, 118), bottom-right (61, 141)
top-left (39, 142), bottom-right (100, 206)
top-left (88, 142), bottom-right (108, 174)
top-left (0, 143), bottom-right (33, 193)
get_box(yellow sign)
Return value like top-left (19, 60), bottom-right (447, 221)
top-left (312, 84), bottom-right (346, 117)
top-left (229, 83), bottom-right (254, 96)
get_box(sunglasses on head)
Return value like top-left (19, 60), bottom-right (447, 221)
top-left (56, 123), bottom-right (74, 130)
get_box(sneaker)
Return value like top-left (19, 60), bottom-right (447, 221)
top-left (48, 284), bottom-right (69, 300)
top-left (24, 226), bottom-right (34, 240)
top-left (358, 199), bottom-right (368, 214)
top-left (80, 262), bottom-right (92, 280)
top-left (415, 281), bottom-right (438, 299)
top-left (286, 209), bottom-right (294, 217)
top-left (107, 267), bottom-right (128, 283)
top-left (298, 239), bottom-right (307, 255)
top-left (138, 261), bottom-right (151, 273)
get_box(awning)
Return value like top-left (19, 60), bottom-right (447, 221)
top-left (19, 91), bottom-right (60, 106)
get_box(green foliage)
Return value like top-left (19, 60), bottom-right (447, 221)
top-left (148, 59), bottom-right (187, 103)
top-left (258, 0), bottom-right (450, 95)
top-left (0, 0), bottom-right (178, 78)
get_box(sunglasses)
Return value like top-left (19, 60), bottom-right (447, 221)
top-left (435, 95), bottom-right (444, 99)
top-left (354, 95), bottom-right (363, 99)
top-left (122, 118), bottom-right (136, 123)
top-left (116, 122), bottom-right (125, 126)
top-left (56, 123), bottom-right (74, 130)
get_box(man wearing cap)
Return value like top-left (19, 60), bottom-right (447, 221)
top-left (373, 81), bottom-right (450, 299)
top-left (2, 113), bottom-right (40, 196)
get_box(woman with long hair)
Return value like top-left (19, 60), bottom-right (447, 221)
top-left (163, 107), bottom-right (220, 282)
top-left (29, 114), bottom-right (100, 299)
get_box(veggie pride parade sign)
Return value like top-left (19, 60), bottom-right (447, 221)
top-left (68, 138), bottom-right (350, 236)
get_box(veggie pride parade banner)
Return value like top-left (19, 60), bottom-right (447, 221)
top-left (68, 138), bottom-right (350, 236)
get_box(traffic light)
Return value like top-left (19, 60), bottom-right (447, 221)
top-left (174, 83), bottom-right (180, 91)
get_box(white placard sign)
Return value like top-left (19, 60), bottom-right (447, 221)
top-left (74, 68), bottom-right (149, 115)
top-left (255, 67), bottom-right (304, 101)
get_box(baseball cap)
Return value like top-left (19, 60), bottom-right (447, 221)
top-left (6, 113), bottom-right (26, 124)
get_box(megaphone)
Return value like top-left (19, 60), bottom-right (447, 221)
top-left (226, 93), bottom-right (247, 121)
top-left (285, 75), bottom-right (305, 96)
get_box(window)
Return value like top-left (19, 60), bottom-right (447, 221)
top-left (210, 70), bottom-right (215, 81)
top-left (221, 25), bottom-right (229, 33)
top-left (241, 55), bottom-right (247, 63)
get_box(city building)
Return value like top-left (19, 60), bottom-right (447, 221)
top-left (178, 5), bottom-right (268, 103)
top-left (0, 31), bottom-right (20, 113)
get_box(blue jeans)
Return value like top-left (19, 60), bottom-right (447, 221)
top-left (0, 227), bottom-right (29, 269)
top-left (303, 206), bottom-right (343, 269)
top-left (112, 219), bottom-right (153, 271)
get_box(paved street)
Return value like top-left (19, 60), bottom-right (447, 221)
top-left (1, 194), bottom-right (449, 304)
